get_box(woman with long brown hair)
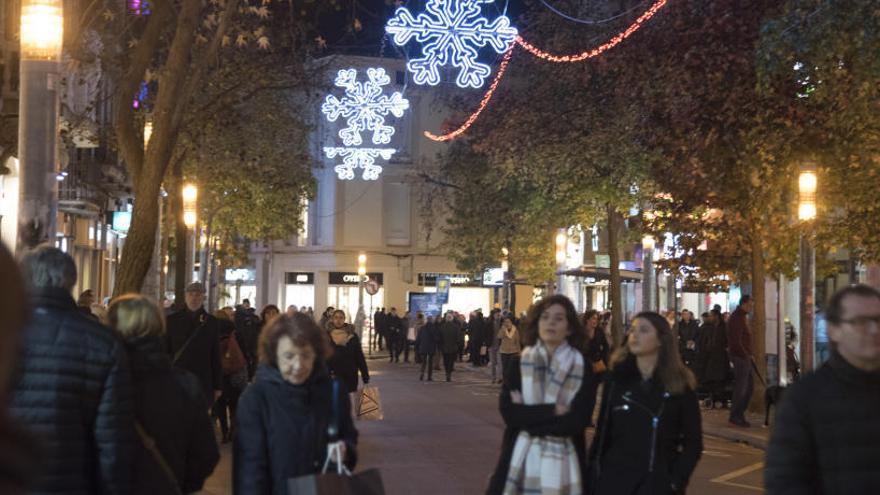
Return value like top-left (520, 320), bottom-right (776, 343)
top-left (488, 295), bottom-right (595, 495)
top-left (588, 312), bottom-right (702, 495)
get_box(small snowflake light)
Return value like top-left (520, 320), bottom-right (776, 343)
top-left (324, 147), bottom-right (396, 181)
top-left (322, 67), bottom-right (410, 147)
top-left (386, 0), bottom-right (518, 89)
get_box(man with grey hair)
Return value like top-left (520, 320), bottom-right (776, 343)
top-left (9, 245), bottom-right (134, 494)
top-left (166, 282), bottom-right (223, 407)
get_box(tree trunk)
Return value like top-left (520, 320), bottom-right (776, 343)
top-left (749, 223), bottom-right (767, 413)
top-left (112, 176), bottom-right (162, 296)
top-left (607, 204), bottom-right (624, 347)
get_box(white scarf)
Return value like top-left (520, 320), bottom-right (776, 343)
top-left (504, 341), bottom-right (584, 495)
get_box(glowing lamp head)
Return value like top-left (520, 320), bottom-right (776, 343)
top-left (798, 202), bottom-right (817, 221)
top-left (143, 121), bottom-right (153, 149)
top-left (182, 184), bottom-right (198, 203)
top-left (183, 211), bottom-right (197, 229)
top-left (798, 171), bottom-right (817, 195)
top-left (554, 229), bottom-right (567, 265)
top-left (642, 235), bottom-right (656, 251)
top-left (21, 0), bottom-right (64, 61)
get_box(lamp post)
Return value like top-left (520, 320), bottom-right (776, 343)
top-left (642, 235), bottom-right (656, 312)
top-left (16, 0), bottom-right (63, 253)
top-left (501, 246), bottom-right (510, 312)
top-left (182, 183), bottom-right (198, 283)
top-left (798, 167), bottom-right (818, 372)
top-left (554, 229), bottom-right (567, 296)
top-left (355, 253), bottom-right (367, 339)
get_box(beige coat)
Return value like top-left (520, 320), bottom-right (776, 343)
top-left (498, 325), bottom-right (521, 354)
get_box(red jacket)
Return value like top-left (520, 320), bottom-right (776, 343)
top-left (727, 307), bottom-right (753, 359)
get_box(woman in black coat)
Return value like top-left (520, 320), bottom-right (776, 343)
top-left (487, 295), bottom-right (596, 495)
top-left (694, 309), bottom-right (729, 404)
top-left (326, 310), bottom-right (370, 394)
top-left (589, 312), bottom-right (702, 495)
top-left (108, 294), bottom-right (220, 495)
top-left (234, 314), bottom-right (358, 495)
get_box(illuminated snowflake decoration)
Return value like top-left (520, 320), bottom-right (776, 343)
top-left (386, 0), bottom-right (518, 89)
top-left (324, 147), bottom-right (396, 181)
top-left (321, 68), bottom-right (410, 147)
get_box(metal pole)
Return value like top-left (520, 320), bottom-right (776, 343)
top-left (643, 248), bottom-right (654, 312)
top-left (799, 234), bottom-right (815, 372)
top-left (16, 58), bottom-right (60, 253)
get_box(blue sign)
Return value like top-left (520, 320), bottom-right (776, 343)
top-left (409, 292), bottom-right (443, 317)
top-left (112, 211), bottom-right (131, 232)
top-left (435, 275), bottom-right (451, 304)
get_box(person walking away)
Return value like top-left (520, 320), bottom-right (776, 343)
top-left (234, 314), bottom-right (358, 495)
top-left (694, 309), bottom-right (729, 407)
top-left (213, 309), bottom-right (249, 443)
top-left (0, 244), bottom-right (40, 493)
top-left (109, 295), bottom-right (220, 493)
top-left (468, 312), bottom-right (488, 367)
top-left (727, 295), bottom-right (754, 427)
top-left (581, 309), bottom-right (609, 426)
top-left (375, 308), bottom-right (387, 351)
top-left (416, 316), bottom-right (441, 381)
top-left (765, 285), bottom-right (880, 495)
top-left (487, 295), bottom-right (595, 495)
top-left (9, 246), bottom-right (134, 494)
top-left (677, 310), bottom-right (700, 370)
top-left (235, 299), bottom-right (262, 379)
top-left (166, 282), bottom-right (223, 408)
top-left (439, 312), bottom-right (462, 381)
top-left (488, 309), bottom-right (503, 383)
top-left (498, 316), bottom-right (521, 384)
top-left (589, 312), bottom-right (703, 495)
top-left (387, 308), bottom-right (404, 362)
top-left (403, 310), bottom-right (417, 363)
top-left (326, 310), bottom-right (370, 404)
top-left (814, 306), bottom-right (830, 365)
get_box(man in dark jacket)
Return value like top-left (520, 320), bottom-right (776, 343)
top-left (677, 309), bottom-right (700, 369)
top-left (373, 308), bottom-right (386, 350)
top-left (765, 285), bottom-right (880, 495)
top-left (727, 295), bottom-right (754, 427)
top-left (387, 308), bottom-right (404, 363)
top-left (235, 299), bottom-right (261, 378)
top-left (439, 312), bottom-right (461, 381)
top-left (166, 282), bottom-right (223, 407)
top-left (9, 246), bottom-right (134, 494)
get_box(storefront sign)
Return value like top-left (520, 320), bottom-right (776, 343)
top-left (226, 268), bottom-right (256, 282)
top-left (482, 268), bottom-right (504, 286)
top-left (285, 272), bottom-right (314, 285)
top-left (329, 272), bottom-right (384, 285)
top-left (417, 272), bottom-right (480, 287)
top-left (111, 211), bottom-right (131, 232)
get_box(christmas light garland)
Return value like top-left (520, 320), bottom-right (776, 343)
top-left (515, 0), bottom-right (668, 62)
top-left (423, 0), bottom-right (669, 142)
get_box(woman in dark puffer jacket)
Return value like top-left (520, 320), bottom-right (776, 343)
top-left (109, 294), bottom-right (220, 494)
top-left (234, 314), bottom-right (358, 495)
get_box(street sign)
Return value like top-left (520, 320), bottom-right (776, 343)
top-left (365, 279), bottom-right (380, 295)
top-left (595, 254), bottom-right (611, 269)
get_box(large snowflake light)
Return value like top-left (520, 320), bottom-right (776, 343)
top-left (386, 0), bottom-right (518, 89)
top-left (324, 147), bottom-right (395, 181)
top-left (322, 68), bottom-right (409, 146)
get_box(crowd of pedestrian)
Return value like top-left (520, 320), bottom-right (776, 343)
top-left (3, 242), bottom-right (878, 495)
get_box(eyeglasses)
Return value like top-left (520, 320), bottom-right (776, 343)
top-left (838, 314), bottom-right (880, 329)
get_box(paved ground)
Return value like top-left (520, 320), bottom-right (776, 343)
top-left (205, 358), bottom-right (766, 494)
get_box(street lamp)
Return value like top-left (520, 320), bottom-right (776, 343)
top-left (182, 183), bottom-right (198, 228)
top-left (642, 235), bottom-right (656, 312)
top-left (143, 120), bottom-right (153, 149)
top-left (555, 229), bottom-right (567, 296)
top-left (501, 246), bottom-right (510, 312)
top-left (355, 253), bottom-right (367, 339)
top-left (16, 0), bottom-right (64, 253)
top-left (799, 167), bottom-right (818, 371)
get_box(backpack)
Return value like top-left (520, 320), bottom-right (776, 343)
top-left (221, 331), bottom-right (247, 375)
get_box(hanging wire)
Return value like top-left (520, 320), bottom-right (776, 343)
top-left (536, 0), bottom-right (651, 25)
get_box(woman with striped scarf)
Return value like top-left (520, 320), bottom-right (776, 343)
top-left (488, 295), bottom-right (596, 495)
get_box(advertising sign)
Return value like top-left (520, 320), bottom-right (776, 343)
top-left (408, 292), bottom-right (443, 317)
top-left (435, 275), bottom-right (451, 304)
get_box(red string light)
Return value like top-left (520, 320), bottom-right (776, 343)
top-left (515, 0), bottom-right (668, 62)
top-left (424, 46), bottom-right (516, 142)
top-left (423, 0), bottom-right (669, 141)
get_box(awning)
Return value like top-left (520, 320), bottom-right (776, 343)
top-left (561, 265), bottom-right (643, 283)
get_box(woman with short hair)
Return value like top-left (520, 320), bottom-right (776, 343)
top-left (488, 295), bottom-right (595, 495)
top-left (109, 294), bottom-right (219, 494)
top-left (589, 312), bottom-right (703, 495)
top-left (234, 313), bottom-right (358, 495)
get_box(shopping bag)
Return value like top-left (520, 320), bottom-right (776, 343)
top-left (288, 469), bottom-right (385, 495)
top-left (357, 385), bottom-right (384, 421)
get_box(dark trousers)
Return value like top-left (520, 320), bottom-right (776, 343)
top-left (729, 355), bottom-right (754, 422)
top-left (500, 353), bottom-right (516, 384)
top-left (419, 353), bottom-right (434, 380)
top-left (376, 331), bottom-right (385, 350)
top-left (389, 336), bottom-right (403, 362)
top-left (442, 352), bottom-right (457, 379)
top-left (403, 340), bottom-right (414, 363)
top-left (212, 378), bottom-right (241, 438)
